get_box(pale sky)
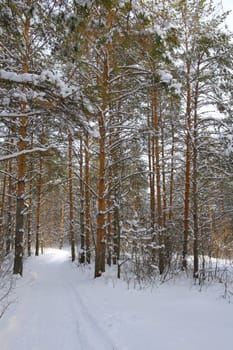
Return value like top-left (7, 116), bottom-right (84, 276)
top-left (220, 0), bottom-right (233, 30)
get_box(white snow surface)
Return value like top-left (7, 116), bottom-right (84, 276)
top-left (0, 248), bottom-right (233, 350)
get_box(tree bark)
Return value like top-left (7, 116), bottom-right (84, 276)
top-left (147, 98), bottom-right (156, 240)
top-left (79, 135), bottom-right (85, 263)
top-left (182, 0), bottom-right (192, 270)
top-left (59, 204), bottom-right (65, 250)
top-left (13, 0), bottom-right (31, 275)
top-left (0, 168), bottom-right (7, 260)
top-left (169, 120), bottom-right (175, 223)
top-left (27, 135), bottom-right (33, 257)
top-left (6, 158), bottom-right (13, 256)
top-left (68, 131), bottom-right (75, 262)
top-left (84, 133), bottom-right (91, 264)
top-left (35, 154), bottom-right (43, 256)
top-left (13, 115), bottom-right (27, 275)
top-left (153, 86), bottom-right (164, 274)
top-left (95, 111), bottom-right (106, 277)
top-left (95, 53), bottom-right (108, 277)
top-left (193, 64), bottom-right (200, 278)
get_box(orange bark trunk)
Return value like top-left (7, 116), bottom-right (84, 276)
top-left (182, 1), bottom-right (192, 270)
top-left (35, 154), bottom-right (43, 256)
top-left (79, 135), bottom-right (85, 263)
top-left (13, 1), bottom-right (31, 275)
top-left (68, 132), bottom-right (75, 262)
top-left (85, 133), bottom-right (91, 264)
top-left (153, 87), bottom-right (164, 274)
top-left (95, 54), bottom-right (108, 277)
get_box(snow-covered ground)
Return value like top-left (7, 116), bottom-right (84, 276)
top-left (0, 248), bottom-right (233, 350)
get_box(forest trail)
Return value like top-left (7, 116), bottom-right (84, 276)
top-left (1, 249), bottom-right (233, 350)
top-left (0, 249), bottom-right (116, 350)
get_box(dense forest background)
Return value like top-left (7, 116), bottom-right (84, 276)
top-left (0, 0), bottom-right (232, 280)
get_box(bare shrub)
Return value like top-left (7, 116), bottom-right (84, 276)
top-left (0, 253), bottom-right (15, 319)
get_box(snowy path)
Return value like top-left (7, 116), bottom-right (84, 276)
top-left (0, 249), bottom-right (116, 350)
top-left (1, 248), bottom-right (233, 350)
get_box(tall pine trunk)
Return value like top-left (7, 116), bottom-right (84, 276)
top-left (35, 154), bottom-right (43, 256)
top-left (95, 54), bottom-right (108, 277)
top-left (95, 110), bottom-right (106, 277)
top-left (13, 1), bottom-right (31, 275)
top-left (6, 159), bottom-right (13, 256)
top-left (182, 1), bottom-right (192, 270)
top-left (147, 98), bottom-right (156, 241)
top-left (169, 119), bottom-right (175, 223)
top-left (59, 204), bottom-right (65, 250)
top-left (27, 135), bottom-right (34, 257)
top-left (0, 169), bottom-right (7, 260)
top-left (193, 63), bottom-right (200, 278)
top-left (84, 133), bottom-right (91, 264)
top-left (68, 131), bottom-right (75, 262)
top-left (13, 114), bottom-right (27, 275)
top-left (79, 135), bottom-right (85, 263)
top-left (153, 86), bottom-right (164, 274)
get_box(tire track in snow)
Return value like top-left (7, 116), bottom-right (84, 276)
top-left (1, 250), bottom-right (86, 350)
top-left (0, 249), bottom-right (118, 350)
top-left (60, 260), bottom-right (118, 350)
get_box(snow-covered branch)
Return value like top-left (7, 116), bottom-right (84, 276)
top-left (0, 112), bottom-right (42, 119)
top-left (0, 146), bottom-right (54, 162)
top-left (0, 69), bottom-right (78, 98)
